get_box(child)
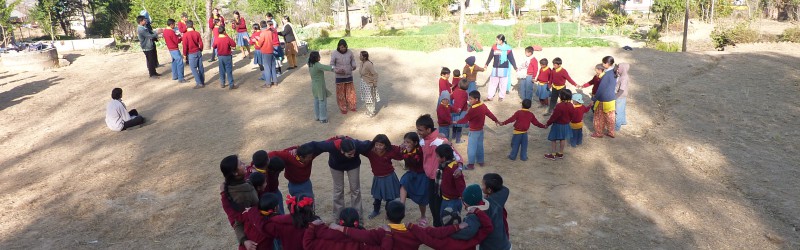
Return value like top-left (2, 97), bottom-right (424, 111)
top-left (249, 172), bottom-right (268, 198)
top-left (482, 173), bottom-right (509, 238)
top-left (534, 58), bottom-right (552, 107)
top-left (261, 194), bottom-right (319, 250)
top-left (436, 92), bottom-right (459, 140)
top-left (450, 79), bottom-right (469, 143)
top-left (359, 51), bottom-right (380, 117)
top-left (257, 21), bottom-right (277, 87)
top-left (455, 91), bottom-right (500, 169)
top-left (398, 132), bottom-right (430, 225)
top-left (213, 26), bottom-right (237, 89)
top-left (308, 51), bottom-right (334, 123)
top-left (544, 90), bottom-right (574, 160)
top-left (163, 19), bottom-right (186, 83)
top-left (268, 145), bottom-right (320, 197)
top-left (210, 18), bottom-right (220, 62)
top-left (580, 64), bottom-right (606, 98)
top-left (437, 67), bottom-right (452, 105)
top-left (238, 192), bottom-right (281, 250)
top-left (462, 56), bottom-right (485, 94)
top-left (250, 23), bottom-right (264, 80)
top-left (451, 184), bottom-right (511, 250)
top-left (569, 93), bottom-right (591, 147)
top-left (218, 155), bottom-right (260, 249)
top-left (268, 20), bottom-right (284, 78)
top-left (451, 69), bottom-right (462, 92)
top-left (435, 144), bottom-right (466, 217)
top-left (518, 46), bottom-right (538, 101)
top-left (182, 20), bottom-right (205, 88)
top-left (231, 11), bottom-right (251, 59)
top-left (546, 57), bottom-right (577, 116)
top-left (361, 134), bottom-right (404, 219)
top-left (303, 208), bottom-right (394, 249)
top-left (500, 99), bottom-right (545, 161)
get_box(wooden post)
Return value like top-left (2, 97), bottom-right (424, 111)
top-left (681, 0), bottom-right (689, 52)
top-left (345, 0), bottom-right (351, 36)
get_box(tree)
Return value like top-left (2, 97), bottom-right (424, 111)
top-left (248, 0), bottom-right (287, 15)
top-left (652, 0), bottom-right (684, 31)
top-left (1, 0), bottom-right (21, 47)
top-left (32, 0), bottom-right (58, 41)
top-left (415, 0), bottom-right (450, 19)
top-left (458, 0), bottom-right (465, 48)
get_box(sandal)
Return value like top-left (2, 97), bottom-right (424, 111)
top-left (417, 217), bottom-right (429, 227)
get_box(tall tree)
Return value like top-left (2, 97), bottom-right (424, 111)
top-left (1, 0), bottom-right (21, 46)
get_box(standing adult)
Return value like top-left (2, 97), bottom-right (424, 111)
top-left (484, 34), bottom-right (518, 102)
top-left (231, 11), bottom-right (251, 60)
top-left (359, 51), bottom-right (380, 117)
top-left (136, 15), bottom-right (162, 78)
top-left (592, 56), bottom-right (618, 138)
top-left (615, 63), bottom-right (631, 131)
top-left (304, 136), bottom-right (372, 218)
top-left (163, 19), bottom-right (186, 83)
top-left (257, 23), bottom-right (277, 87)
top-left (278, 16), bottom-right (299, 70)
top-left (331, 39), bottom-right (357, 114)
top-left (207, 8), bottom-right (225, 32)
top-left (105, 88), bottom-right (146, 131)
top-left (138, 10), bottom-right (159, 66)
top-left (415, 114), bottom-right (463, 227)
top-left (308, 51), bottom-right (334, 123)
top-left (182, 20), bottom-right (206, 89)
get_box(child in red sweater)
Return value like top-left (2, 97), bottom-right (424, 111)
top-left (437, 93), bottom-right (459, 140)
top-left (361, 134), bottom-right (405, 219)
top-left (250, 23), bottom-right (265, 80)
top-left (546, 57), bottom-right (577, 116)
top-left (500, 99), bottom-right (546, 161)
top-left (450, 79), bottom-right (470, 143)
top-left (398, 132), bottom-right (430, 225)
top-left (569, 93), bottom-right (591, 147)
top-left (451, 69), bottom-right (462, 92)
top-left (437, 67), bottom-right (452, 105)
top-left (455, 90), bottom-right (500, 169)
top-left (580, 64), bottom-right (606, 97)
top-left (535, 58), bottom-right (552, 107)
top-left (303, 208), bottom-right (394, 249)
top-left (238, 193), bottom-right (281, 250)
top-left (435, 144), bottom-right (466, 216)
top-left (261, 194), bottom-right (319, 250)
top-left (544, 90), bottom-right (574, 160)
top-left (213, 26), bottom-right (237, 89)
top-left (210, 18), bottom-right (220, 62)
top-left (518, 46), bottom-right (538, 101)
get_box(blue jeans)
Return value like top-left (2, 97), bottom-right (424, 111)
top-left (288, 180), bottom-right (314, 198)
top-left (210, 36), bottom-right (217, 60)
top-left (188, 52), bottom-right (205, 86)
top-left (616, 97), bottom-right (627, 131)
top-left (467, 81), bottom-right (477, 94)
top-left (218, 55), bottom-right (233, 87)
top-left (439, 125), bottom-right (451, 139)
top-left (440, 198), bottom-right (463, 220)
top-left (168, 50), bottom-right (185, 81)
top-left (261, 53), bottom-right (277, 84)
top-left (467, 130), bottom-right (485, 164)
top-left (314, 98), bottom-right (328, 121)
top-left (509, 133), bottom-right (528, 160)
top-left (518, 76), bottom-right (534, 101)
top-left (570, 128), bottom-right (583, 147)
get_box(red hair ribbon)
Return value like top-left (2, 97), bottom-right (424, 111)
top-left (285, 195), bottom-right (314, 214)
top-left (286, 195), bottom-right (297, 214)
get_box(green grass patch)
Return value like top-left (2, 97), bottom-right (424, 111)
top-left (308, 36), bottom-right (442, 52)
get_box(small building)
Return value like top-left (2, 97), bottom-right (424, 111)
top-left (331, 5), bottom-right (371, 28)
top-left (623, 0), bottom-right (653, 13)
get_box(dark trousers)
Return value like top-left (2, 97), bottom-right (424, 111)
top-left (428, 179), bottom-right (443, 227)
top-left (143, 50), bottom-right (158, 76)
top-left (372, 198), bottom-right (391, 213)
top-left (121, 109), bottom-right (145, 130)
top-left (548, 88), bottom-right (564, 113)
top-left (453, 127), bottom-right (463, 143)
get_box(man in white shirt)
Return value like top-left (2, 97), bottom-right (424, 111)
top-left (105, 88), bottom-right (145, 131)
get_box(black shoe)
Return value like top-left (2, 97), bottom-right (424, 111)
top-left (230, 85), bottom-right (238, 89)
top-left (178, 79), bottom-right (188, 83)
top-left (320, 119), bottom-right (328, 123)
top-left (149, 75), bottom-right (160, 79)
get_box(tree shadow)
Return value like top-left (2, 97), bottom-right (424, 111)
top-left (0, 71), bottom-right (17, 81)
top-left (0, 76), bottom-right (61, 111)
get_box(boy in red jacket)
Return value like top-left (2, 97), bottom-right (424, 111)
top-left (163, 19), bottom-right (186, 83)
top-left (303, 208), bottom-right (394, 249)
top-left (182, 20), bottom-right (205, 88)
top-left (450, 79), bottom-right (469, 143)
top-left (210, 18), bottom-right (221, 62)
top-left (213, 26), bottom-right (237, 89)
top-left (435, 144), bottom-right (466, 216)
top-left (437, 93), bottom-right (459, 140)
top-left (580, 64), bottom-right (606, 97)
top-left (268, 145), bottom-right (319, 198)
top-left (455, 91), bottom-right (500, 169)
top-left (569, 93), bottom-right (591, 147)
top-left (546, 57), bottom-right (577, 116)
top-left (518, 46), bottom-right (538, 101)
top-left (437, 67), bottom-right (452, 105)
top-left (500, 99), bottom-right (546, 161)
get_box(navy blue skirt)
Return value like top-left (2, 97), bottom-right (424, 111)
top-left (253, 50), bottom-right (263, 65)
top-left (235, 32), bottom-right (250, 46)
top-left (548, 123), bottom-right (573, 141)
top-left (400, 171), bottom-right (430, 205)
top-left (536, 83), bottom-right (550, 100)
top-left (451, 110), bottom-right (467, 128)
top-left (372, 172), bottom-right (401, 200)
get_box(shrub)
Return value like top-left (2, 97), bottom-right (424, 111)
top-left (648, 41), bottom-right (680, 52)
top-left (780, 27), bottom-right (800, 43)
top-left (710, 22), bottom-right (758, 50)
top-left (593, 1), bottom-right (618, 18)
top-left (542, 16), bottom-right (556, 22)
top-left (646, 27), bottom-right (661, 42)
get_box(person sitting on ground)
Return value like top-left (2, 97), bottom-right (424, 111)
top-left (105, 88), bottom-right (145, 131)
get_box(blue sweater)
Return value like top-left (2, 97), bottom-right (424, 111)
top-left (594, 68), bottom-right (618, 102)
top-left (451, 198), bottom-right (511, 250)
top-left (304, 138), bottom-right (372, 171)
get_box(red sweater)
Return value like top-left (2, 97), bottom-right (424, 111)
top-left (451, 89), bottom-right (468, 112)
top-left (250, 30), bottom-right (261, 47)
top-left (550, 67), bottom-right (577, 87)
top-left (232, 17), bottom-right (247, 32)
top-left (438, 77), bottom-right (451, 94)
top-left (241, 207), bottom-right (275, 250)
top-left (401, 147), bottom-right (424, 173)
top-left (263, 215), bottom-right (307, 250)
top-left (303, 224), bottom-right (391, 250)
top-left (526, 57), bottom-right (539, 76)
top-left (571, 104), bottom-right (591, 124)
top-left (451, 76), bottom-right (461, 91)
top-left (269, 27), bottom-right (280, 47)
top-left (208, 15), bottom-right (225, 30)
top-left (408, 209), bottom-right (495, 250)
top-left (182, 30), bottom-right (203, 56)
top-left (163, 28), bottom-right (180, 51)
top-left (258, 29), bottom-right (275, 54)
top-left (344, 223), bottom-right (459, 250)
top-left (582, 75), bottom-right (601, 95)
top-left (439, 161), bottom-right (466, 200)
top-left (363, 146), bottom-right (404, 176)
top-left (546, 102), bottom-right (574, 126)
top-left (437, 103), bottom-right (459, 126)
top-left (501, 109), bottom-right (545, 132)
top-left (213, 34), bottom-right (236, 56)
top-left (212, 26), bottom-right (219, 39)
top-left (536, 67), bottom-right (552, 83)
top-left (269, 147), bottom-right (315, 184)
top-left (456, 102), bottom-right (499, 131)
top-left (177, 21), bottom-right (187, 34)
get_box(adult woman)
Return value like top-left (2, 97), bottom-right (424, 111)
top-left (105, 88), bottom-right (146, 131)
top-left (231, 11), bottom-right (251, 59)
top-left (330, 39), bottom-right (357, 114)
top-left (308, 51), bottom-right (334, 123)
top-left (592, 56), bottom-right (618, 138)
top-left (484, 34), bottom-right (517, 102)
top-left (278, 16), bottom-right (299, 70)
top-left (208, 8), bottom-right (225, 31)
top-left (359, 51), bottom-right (380, 117)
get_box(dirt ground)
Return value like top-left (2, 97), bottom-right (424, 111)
top-left (1, 42), bottom-right (799, 249)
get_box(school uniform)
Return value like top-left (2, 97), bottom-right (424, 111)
top-left (410, 210), bottom-right (495, 250)
top-left (437, 76), bottom-right (451, 104)
top-left (261, 215), bottom-right (307, 250)
top-left (437, 94), bottom-right (459, 139)
top-left (257, 29), bottom-right (277, 84)
top-left (220, 182), bottom-right (259, 249)
top-left (546, 102), bottom-right (574, 141)
top-left (232, 17), bottom-right (249, 47)
top-left (548, 67), bottom-right (577, 113)
top-left (570, 104), bottom-right (591, 147)
top-left (208, 14), bottom-right (225, 31)
top-left (487, 187), bottom-right (511, 238)
top-left (436, 161), bottom-right (466, 216)
top-left (399, 147), bottom-right (428, 206)
top-left (245, 163), bottom-right (286, 215)
top-left (535, 67), bottom-right (552, 104)
top-left (177, 21), bottom-right (187, 34)
top-left (182, 28), bottom-right (205, 86)
top-left (213, 33), bottom-right (236, 88)
top-left (450, 88), bottom-right (469, 143)
top-left (305, 137), bottom-right (372, 216)
top-left (211, 26), bottom-right (219, 61)
top-left (451, 76), bottom-right (461, 92)
top-left (163, 28), bottom-right (185, 81)
top-left (269, 147), bottom-right (318, 198)
top-left (451, 199), bottom-right (511, 250)
top-left (362, 146), bottom-right (404, 214)
top-left (250, 30), bottom-right (263, 70)
top-left (501, 109), bottom-right (545, 161)
top-left (344, 223), bottom-right (461, 250)
top-left (420, 129), bottom-right (463, 227)
top-left (455, 102), bottom-right (499, 165)
top-left (593, 68), bottom-right (618, 137)
top-left (518, 55), bottom-right (538, 101)
top-left (240, 205), bottom-right (276, 250)
top-left (303, 224), bottom-right (393, 250)
top-left (462, 63), bottom-right (485, 94)
top-left (582, 74), bottom-right (602, 97)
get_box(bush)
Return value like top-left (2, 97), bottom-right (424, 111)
top-left (710, 22), bottom-right (758, 50)
top-left (780, 27), bottom-right (800, 43)
top-left (542, 16), bottom-right (556, 22)
top-left (648, 41), bottom-right (680, 52)
top-left (593, 1), bottom-right (618, 18)
top-left (647, 27), bottom-right (661, 42)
